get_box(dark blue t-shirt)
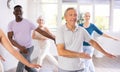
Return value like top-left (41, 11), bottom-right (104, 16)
top-left (79, 23), bottom-right (103, 46)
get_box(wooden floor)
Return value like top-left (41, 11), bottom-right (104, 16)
top-left (5, 55), bottom-right (120, 72)
top-left (93, 55), bottom-right (120, 72)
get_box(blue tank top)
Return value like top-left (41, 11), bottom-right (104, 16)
top-left (79, 23), bottom-right (103, 46)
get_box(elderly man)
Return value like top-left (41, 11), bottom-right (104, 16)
top-left (56, 7), bottom-right (116, 72)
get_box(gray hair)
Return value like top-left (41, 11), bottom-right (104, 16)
top-left (64, 7), bottom-right (77, 16)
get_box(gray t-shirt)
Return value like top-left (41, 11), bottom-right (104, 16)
top-left (56, 24), bottom-right (91, 71)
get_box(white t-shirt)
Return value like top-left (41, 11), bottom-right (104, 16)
top-left (8, 19), bottom-right (37, 48)
top-left (56, 24), bottom-right (91, 71)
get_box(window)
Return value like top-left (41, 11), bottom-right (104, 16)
top-left (113, 0), bottom-right (120, 32)
top-left (41, 4), bottom-right (58, 28)
top-left (28, 0), bottom-right (115, 31)
top-left (113, 9), bottom-right (120, 32)
top-left (95, 4), bottom-right (110, 30)
top-left (79, 5), bottom-right (93, 24)
top-left (33, 0), bottom-right (58, 29)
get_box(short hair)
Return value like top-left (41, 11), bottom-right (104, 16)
top-left (84, 12), bottom-right (90, 15)
top-left (64, 7), bottom-right (76, 16)
top-left (38, 16), bottom-right (44, 20)
top-left (14, 5), bottom-right (22, 10)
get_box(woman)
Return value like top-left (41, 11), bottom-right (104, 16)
top-left (79, 12), bottom-right (118, 72)
top-left (0, 29), bottom-right (40, 71)
top-left (32, 16), bottom-right (58, 72)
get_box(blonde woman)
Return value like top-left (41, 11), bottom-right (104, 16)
top-left (79, 12), bottom-right (118, 72)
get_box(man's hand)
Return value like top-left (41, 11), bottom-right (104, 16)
top-left (79, 52), bottom-right (91, 59)
top-left (20, 46), bottom-right (28, 54)
top-left (0, 55), bottom-right (5, 61)
top-left (28, 63), bottom-right (41, 68)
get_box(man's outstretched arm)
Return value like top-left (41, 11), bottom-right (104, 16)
top-left (35, 27), bottom-right (55, 41)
